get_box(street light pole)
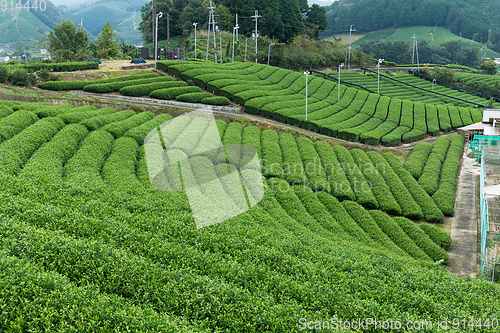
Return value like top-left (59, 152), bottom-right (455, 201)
top-left (268, 43), bottom-right (274, 65)
top-left (232, 24), bottom-right (239, 62)
top-left (193, 22), bottom-right (197, 59)
top-left (304, 71), bottom-right (309, 121)
top-left (377, 58), bottom-right (384, 94)
top-left (155, 11), bottom-right (163, 68)
top-left (338, 63), bottom-right (344, 101)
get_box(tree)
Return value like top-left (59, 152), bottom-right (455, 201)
top-left (305, 4), bottom-right (327, 40)
top-left (95, 22), bottom-right (120, 59)
top-left (43, 20), bottom-right (90, 62)
top-left (13, 40), bottom-right (24, 57)
top-left (216, 4), bottom-right (233, 31)
top-left (480, 60), bottom-right (498, 75)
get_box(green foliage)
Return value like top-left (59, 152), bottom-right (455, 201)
top-left (261, 129), bottom-right (283, 178)
top-left (94, 22), bottom-right (120, 59)
top-left (58, 107), bottom-right (118, 124)
top-left (8, 68), bottom-right (37, 87)
top-left (39, 73), bottom-right (158, 91)
top-left (102, 112), bottom-right (154, 139)
top-left (119, 80), bottom-right (183, 97)
top-left (201, 96), bottom-right (231, 105)
top-left (419, 223), bottom-right (452, 250)
top-left (432, 134), bottom-right (465, 216)
top-left (279, 133), bottom-right (307, 185)
top-left (124, 113), bottom-right (173, 145)
top-left (479, 60), bottom-right (498, 75)
top-left (296, 137), bottom-right (329, 192)
top-left (418, 137), bottom-right (450, 196)
top-left (369, 210), bottom-right (432, 262)
top-left (394, 217), bottom-right (449, 264)
top-left (404, 142), bottom-right (433, 180)
top-left (83, 76), bottom-right (167, 93)
top-left (383, 153), bottom-right (444, 223)
top-left (18, 61), bottom-right (98, 72)
top-left (80, 109), bottom-right (136, 131)
top-left (332, 145), bottom-right (379, 209)
top-left (0, 110), bottom-right (39, 142)
top-left (44, 20), bottom-right (91, 62)
top-left (176, 92), bottom-right (214, 103)
top-left (150, 86), bottom-right (202, 100)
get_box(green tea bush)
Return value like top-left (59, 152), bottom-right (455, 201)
top-left (418, 137), bottom-right (450, 196)
top-left (150, 86), bottom-right (202, 100)
top-left (176, 92), bottom-right (213, 103)
top-left (202, 96), bottom-right (231, 105)
top-left (124, 113), bottom-right (173, 145)
top-left (83, 76), bottom-right (167, 93)
top-left (119, 80), bottom-right (184, 97)
top-left (80, 109), bottom-right (136, 131)
top-left (419, 223), bottom-right (452, 250)
top-left (404, 142), bottom-right (433, 180)
top-left (102, 111), bottom-right (154, 138)
top-left (296, 137), bottom-right (329, 192)
top-left (0, 110), bottom-right (39, 142)
top-left (59, 107), bottom-right (119, 124)
top-left (261, 129), bottom-right (283, 178)
top-left (38, 73), bottom-right (158, 91)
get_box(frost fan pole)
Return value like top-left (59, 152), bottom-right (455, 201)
top-left (252, 10), bottom-right (261, 63)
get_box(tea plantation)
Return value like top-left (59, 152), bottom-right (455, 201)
top-left (0, 99), bottom-right (498, 332)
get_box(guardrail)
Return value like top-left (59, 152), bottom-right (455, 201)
top-left (408, 70), bottom-right (500, 103)
top-left (309, 69), bottom-right (378, 94)
top-left (361, 67), bottom-right (485, 108)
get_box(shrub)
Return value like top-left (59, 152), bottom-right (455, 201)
top-left (419, 223), bottom-right (452, 250)
top-left (367, 151), bottom-right (424, 220)
top-left (59, 107), bottom-right (119, 124)
top-left (102, 111), bottom-right (155, 138)
top-left (296, 137), bottom-right (329, 192)
top-left (119, 80), bottom-right (184, 97)
top-left (83, 76), bottom-right (167, 93)
top-left (383, 152), bottom-right (444, 223)
top-left (394, 216), bottom-right (449, 264)
top-left (38, 73), bottom-right (158, 91)
top-left (80, 110), bottom-right (136, 131)
top-left (279, 133), bottom-right (307, 185)
top-left (369, 210), bottom-right (432, 262)
top-left (9, 68), bottom-right (37, 86)
top-left (201, 96), bottom-right (230, 105)
top-left (404, 142), bottom-right (433, 180)
top-left (0, 66), bottom-right (9, 83)
top-left (0, 110), bottom-right (39, 142)
top-left (176, 92), bottom-right (213, 103)
top-left (242, 126), bottom-right (262, 159)
top-left (261, 129), bottom-right (283, 178)
top-left (124, 113), bottom-right (173, 145)
top-left (150, 86), bottom-right (202, 100)
top-left (418, 137), bottom-right (450, 196)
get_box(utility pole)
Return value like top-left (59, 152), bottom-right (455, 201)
top-left (220, 35), bottom-right (223, 63)
top-left (193, 22), bottom-right (197, 59)
top-left (252, 10), bottom-right (261, 63)
top-left (212, 3), bottom-right (217, 63)
top-left (236, 14), bottom-right (238, 41)
top-left (411, 33), bottom-right (419, 71)
top-left (167, 13), bottom-right (170, 60)
top-left (152, 0), bottom-right (156, 58)
top-left (348, 25), bottom-right (355, 72)
top-left (206, 2), bottom-right (212, 61)
top-left (244, 37), bottom-right (248, 62)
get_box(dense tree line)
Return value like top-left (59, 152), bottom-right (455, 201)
top-left (323, 0), bottom-right (500, 52)
top-left (360, 40), bottom-right (481, 67)
top-left (139, 0), bottom-right (327, 43)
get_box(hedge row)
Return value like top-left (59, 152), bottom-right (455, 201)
top-left (176, 92), bottom-right (214, 103)
top-left (21, 61), bottom-right (98, 72)
top-left (314, 141), bottom-right (355, 201)
top-left (332, 145), bottom-right (379, 209)
top-left (425, 105), bottom-right (440, 136)
top-left (38, 73), bottom-right (158, 91)
top-left (202, 96), bottom-right (231, 105)
top-left (293, 186), bottom-right (345, 235)
top-left (436, 105), bottom-right (452, 132)
top-left (261, 130), bottom-right (283, 178)
top-left (369, 210), bottom-right (432, 262)
top-left (432, 134), bottom-right (465, 216)
top-left (119, 80), bottom-right (184, 97)
top-left (64, 130), bottom-right (115, 187)
top-left (18, 123), bottom-right (89, 185)
top-left (342, 200), bottom-right (407, 257)
top-left (296, 137), bottom-right (328, 192)
top-left (58, 107), bottom-right (119, 124)
top-left (80, 110), bottom-right (136, 131)
top-left (170, 117), bottom-right (209, 157)
top-left (418, 137), bottom-right (450, 196)
top-left (0, 110), bottom-right (39, 142)
top-left (419, 223), bottom-right (452, 250)
top-left (383, 153), bottom-right (444, 223)
top-left (150, 86), bottom-right (202, 100)
top-left (35, 104), bottom-right (75, 118)
top-left (160, 116), bottom-right (191, 149)
top-left (404, 142), bottom-right (433, 180)
top-left (316, 192), bottom-right (374, 245)
top-left (124, 113), bottom-right (173, 145)
top-left (102, 137), bottom-right (143, 194)
top-left (242, 126), bottom-right (262, 159)
top-left (83, 76), bottom-right (167, 93)
top-left (394, 217), bottom-right (449, 264)
top-left (359, 121), bottom-right (398, 145)
top-left (0, 117), bottom-right (64, 175)
top-left (279, 133), bottom-right (306, 185)
top-left (381, 126), bottom-right (411, 147)
top-left (350, 149), bottom-right (402, 216)
top-left (102, 112), bottom-right (154, 139)
top-left (367, 152), bottom-right (424, 220)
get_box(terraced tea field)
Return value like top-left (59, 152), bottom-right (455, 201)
top-left (0, 97), bottom-right (498, 331)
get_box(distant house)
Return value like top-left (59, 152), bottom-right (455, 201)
top-left (40, 49), bottom-right (48, 55)
top-left (494, 58), bottom-right (500, 65)
top-left (0, 56), bottom-right (9, 63)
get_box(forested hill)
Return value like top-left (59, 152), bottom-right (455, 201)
top-left (322, 0), bottom-right (500, 52)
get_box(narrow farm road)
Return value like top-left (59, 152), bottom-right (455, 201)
top-left (446, 148), bottom-right (480, 278)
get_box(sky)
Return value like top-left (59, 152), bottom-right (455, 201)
top-left (48, 0), bottom-right (336, 8)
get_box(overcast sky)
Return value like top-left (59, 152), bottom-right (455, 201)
top-left (49, 0), bottom-right (335, 8)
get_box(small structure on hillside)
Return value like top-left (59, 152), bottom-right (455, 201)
top-left (458, 109), bottom-right (500, 140)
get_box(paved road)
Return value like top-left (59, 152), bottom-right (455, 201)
top-left (446, 148), bottom-right (480, 278)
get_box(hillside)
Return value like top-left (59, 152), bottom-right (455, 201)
top-left (0, 2), bottom-right (67, 49)
top-left (62, 0), bottom-right (147, 45)
top-left (323, 0), bottom-right (500, 54)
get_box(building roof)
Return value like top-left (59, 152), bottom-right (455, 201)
top-left (483, 109), bottom-right (500, 123)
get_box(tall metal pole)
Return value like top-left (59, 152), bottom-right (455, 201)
top-left (268, 43), bottom-right (274, 65)
top-left (166, 13), bottom-right (170, 60)
top-left (193, 22), bottom-right (197, 59)
top-left (348, 25), bottom-right (355, 72)
top-left (252, 10), bottom-right (261, 63)
top-left (411, 34), bottom-right (415, 71)
top-left (155, 12), bottom-right (162, 68)
top-left (220, 35), bottom-right (223, 63)
top-left (152, 0), bottom-right (156, 58)
top-left (236, 14), bottom-right (238, 41)
top-left (244, 38), bottom-right (248, 62)
top-left (232, 26), bottom-right (236, 62)
top-left (416, 37), bottom-right (419, 71)
top-left (206, 2), bottom-right (212, 61)
top-left (210, 2), bottom-right (217, 63)
top-left (377, 58), bottom-right (383, 95)
top-left (338, 63), bottom-right (344, 101)
top-left (304, 71), bottom-right (309, 121)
